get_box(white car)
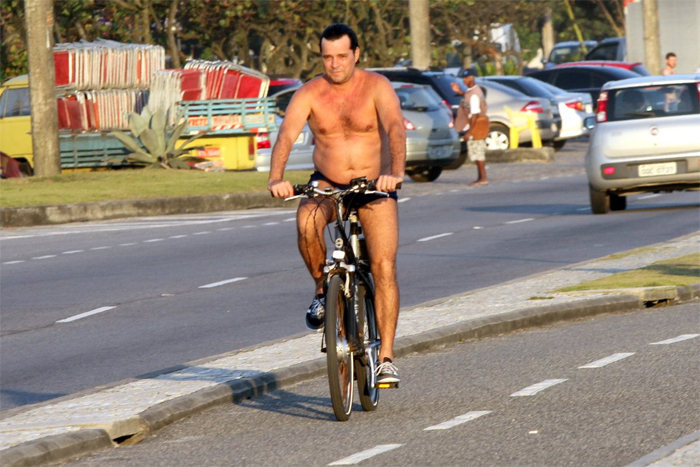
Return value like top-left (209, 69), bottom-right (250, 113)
top-left (585, 74), bottom-right (700, 214)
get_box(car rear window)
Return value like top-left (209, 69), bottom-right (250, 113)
top-left (549, 46), bottom-right (583, 65)
top-left (394, 86), bottom-right (440, 112)
top-left (608, 83), bottom-right (699, 121)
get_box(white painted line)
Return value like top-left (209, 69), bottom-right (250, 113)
top-left (144, 238), bottom-right (164, 243)
top-left (577, 207), bottom-right (590, 211)
top-left (32, 255), bottom-right (57, 260)
top-left (638, 194), bottom-right (661, 200)
top-left (397, 197), bottom-right (410, 203)
top-left (417, 232), bottom-right (453, 242)
top-left (199, 277), bottom-right (247, 289)
top-left (505, 218), bottom-right (534, 224)
top-left (90, 246), bottom-right (111, 250)
top-left (3, 260), bottom-right (25, 265)
top-left (284, 218), bottom-right (296, 222)
top-left (62, 250), bottom-right (84, 254)
top-left (217, 227), bottom-right (236, 230)
top-left (579, 352), bottom-right (635, 369)
top-left (424, 411), bottom-right (491, 431)
top-left (650, 334), bottom-right (700, 345)
top-left (193, 231), bottom-right (211, 235)
top-left (511, 379), bottom-right (568, 397)
top-left (329, 444), bottom-right (403, 466)
top-left (168, 235), bottom-right (187, 239)
top-left (263, 222), bottom-right (279, 226)
top-left (57, 306), bottom-right (116, 323)
top-left (243, 225), bottom-right (255, 228)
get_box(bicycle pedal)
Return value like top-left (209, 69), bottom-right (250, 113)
top-left (377, 382), bottom-right (399, 389)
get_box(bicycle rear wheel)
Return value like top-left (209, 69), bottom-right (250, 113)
top-left (355, 276), bottom-right (379, 411)
top-left (325, 274), bottom-right (354, 421)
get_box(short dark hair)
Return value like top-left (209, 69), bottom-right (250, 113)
top-left (666, 52), bottom-right (676, 59)
top-left (319, 23), bottom-right (359, 54)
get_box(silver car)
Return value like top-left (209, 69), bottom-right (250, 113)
top-left (255, 85), bottom-right (314, 172)
top-left (474, 78), bottom-right (562, 151)
top-left (585, 74), bottom-right (700, 214)
top-left (393, 83), bottom-right (460, 182)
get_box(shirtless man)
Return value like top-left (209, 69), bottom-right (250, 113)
top-left (662, 52), bottom-right (677, 76)
top-left (267, 23), bottom-right (406, 384)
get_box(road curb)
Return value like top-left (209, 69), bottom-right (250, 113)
top-left (0, 192), bottom-right (293, 228)
top-left (486, 147), bottom-right (555, 163)
top-left (6, 286), bottom-right (699, 467)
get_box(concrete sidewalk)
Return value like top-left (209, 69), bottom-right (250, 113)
top-left (1, 232), bottom-right (698, 467)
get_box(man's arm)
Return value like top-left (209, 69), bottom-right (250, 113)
top-left (267, 87), bottom-right (312, 198)
top-left (373, 76), bottom-right (406, 192)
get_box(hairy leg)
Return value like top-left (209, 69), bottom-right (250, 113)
top-left (358, 197), bottom-right (399, 361)
top-left (297, 198), bottom-right (335, 295)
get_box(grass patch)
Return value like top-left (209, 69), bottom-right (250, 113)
top-left (557, 253), bottom-right (700, 292)
top-left (528, 296), bottom-right (555, 300)
top-left (597, 246), bottom-right (663, 261)
top-left (0, 169), bottom-right (313, 207)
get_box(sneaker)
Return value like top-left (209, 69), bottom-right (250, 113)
top-left (376, 358), bottom-right (400, 384)
top-left (305, 294), bottom-right (325, 332)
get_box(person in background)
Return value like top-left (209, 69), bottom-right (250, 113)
top-left (451, 69), bottom-right (489, 186)
top-left (662, 52), bottom-right (677, 76)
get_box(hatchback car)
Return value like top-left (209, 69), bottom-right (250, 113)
top-left (585, 74), bottom-right (700, 214)
top-left (527, 65), bottom-right (640, 103)
top-left (255, 85), bottom-right (315, 171)
top-left (556, 61), bottom-right (650, 76)
top-left (543, 40), bottom-right (598, 69)
top-left (482, 76), bottom-right (593, 149)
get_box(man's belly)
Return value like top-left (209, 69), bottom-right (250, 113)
top-left (312, 138), bottom-right (389, 184)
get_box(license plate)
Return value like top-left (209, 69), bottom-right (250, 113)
top-left (638, 162), bottom-right (677, 177)
top-left (585, 104), bottom-right (593, 113)
top-left (428, 145), bottom-right (450, 159)
top-left (550, 123), bottom-right (557, 132)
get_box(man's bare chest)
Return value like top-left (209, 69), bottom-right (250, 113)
top-left (309, 96), bottom-right (378, 135)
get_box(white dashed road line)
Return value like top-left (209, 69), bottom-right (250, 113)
top-left (193, 231), bottom-right (211, 235)
top-left (62, 250), bottom-right (84, 254)
top-left (3, 260), bottom-right (25, 265)
top-left (263, 222), bottom-right (279, 226)
top-left (579, 352), bottom-right (635, 369)
top-left (198, 277), bottom-right (248, 289)
top-left (424, 411), bottom-right (492, 431)
top-left (505, 218), bottom-right (534, 224)
top-left (284, 218), bottom-right (296, 222)
top-left (511, 379), bottom-right (568, 397)
top-left (650, 334), bottom-right (700, 345)
top-left (398, 197), bottom-right (410, 203)
top-left (56, 306), bottom-right (117, 324)
top-left (417, 232), bottom-right (453, 242)
top-left (144, 239), bottom-right (164, 243)
top-left (90, 246), bottom-right (111, 250)
top-left (168, 235), bottom-right (187, 239)
top-left (329, 444), bottom-right (403, 466)
top-left (32, 255), bottom-right (57, 260)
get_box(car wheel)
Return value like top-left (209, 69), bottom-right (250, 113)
top-left (610, 193), bottom-right (627, 211)
top-left (551, 140), bottom-right (566, 151)
top-left (485, 123), bottom-right (510, 150)
top-left (589, 186), bottom-right (610, 214)
top-left (407, 166), bottom-right (443, 182)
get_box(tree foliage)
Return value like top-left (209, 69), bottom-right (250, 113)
top-left (1, 0), bottom-right (623, 82)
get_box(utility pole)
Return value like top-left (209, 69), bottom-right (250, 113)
top-left (642, 0), bottom-right (661, 75)
top-left (542, 6), bottom-right (554, 63)
top-left (409, 0), bottom-right (430, 70)
top-left (25, 0), bottom-right (60, 176)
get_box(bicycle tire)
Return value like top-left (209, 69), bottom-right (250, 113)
top-left (355, 276), bottom-right (379, 411)
top-left (325, 274), bottom-right (354, 421)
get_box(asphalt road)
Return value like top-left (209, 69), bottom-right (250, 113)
top-left (64, 300), bottom-right (700, 467)
top-left (1, 143), bottom-right (699, 411)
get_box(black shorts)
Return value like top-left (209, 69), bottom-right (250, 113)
top-left (308, 171), bottom-right (398, 210)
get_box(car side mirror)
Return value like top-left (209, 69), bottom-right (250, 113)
top-left (584, 116), bottom-right (596, 130)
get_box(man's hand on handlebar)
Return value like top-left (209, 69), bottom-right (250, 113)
top-left (268, 179), bottom-right (295, 199)
top-left (375, 174), bottom-right (404, 193)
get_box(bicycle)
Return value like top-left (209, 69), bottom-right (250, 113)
top-left (286, 176), bottom-right (399, 421)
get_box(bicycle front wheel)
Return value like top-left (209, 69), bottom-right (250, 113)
top-left (355, 277), bottom-right (379, 411)
top-left (325, 274), bottom-right (354, 421)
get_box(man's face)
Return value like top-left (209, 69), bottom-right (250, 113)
top-left (321, 35), bottom-right (359, 85)
top-left (462, 75), bottom-right (475, 88)
top-left (667, 56), bottom-right (677, 68)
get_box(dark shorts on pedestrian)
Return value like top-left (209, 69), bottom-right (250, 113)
top-left (309, 171), bottom-right (398, 210)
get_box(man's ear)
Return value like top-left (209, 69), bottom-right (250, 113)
top-left (354, 47), bottom-right (360, 64)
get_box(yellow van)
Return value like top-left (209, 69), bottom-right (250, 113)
top-left (0, 75), bottom-right (33, 174)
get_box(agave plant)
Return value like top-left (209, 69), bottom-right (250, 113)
top-left (110, 106), bottom-right (206, 169)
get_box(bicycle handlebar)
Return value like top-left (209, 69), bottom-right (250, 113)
top-left (284, 177), bottom-right (401, 202)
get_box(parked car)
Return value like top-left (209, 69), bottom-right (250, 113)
top-left (482, 76), bottom-right (593, 150)
top-left (556, 61), bottom-right (650, 76)
top-left (393, 82), bottom-right (461, 182)
top-left (369, 67), bottom-right (561, 151)
top-left (585, 74), bottom-right (700, 214)
top-left (267, 77), bottom-right (303, 96)
top-left (585, 37), bottom-right (626, 62)
top-left (0, 75), bottom-right (32, 175)
top-left (474, 78), bottom-right (561, 150)
top-left (255, 85), bottom-right (315, 171)
top-left (527, 65), bottom-right (640, 103)
top-left (542, 40), bottom-right (598, 69)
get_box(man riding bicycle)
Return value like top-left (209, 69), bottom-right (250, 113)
top-left (267, 23), bottom-right (406, 384)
